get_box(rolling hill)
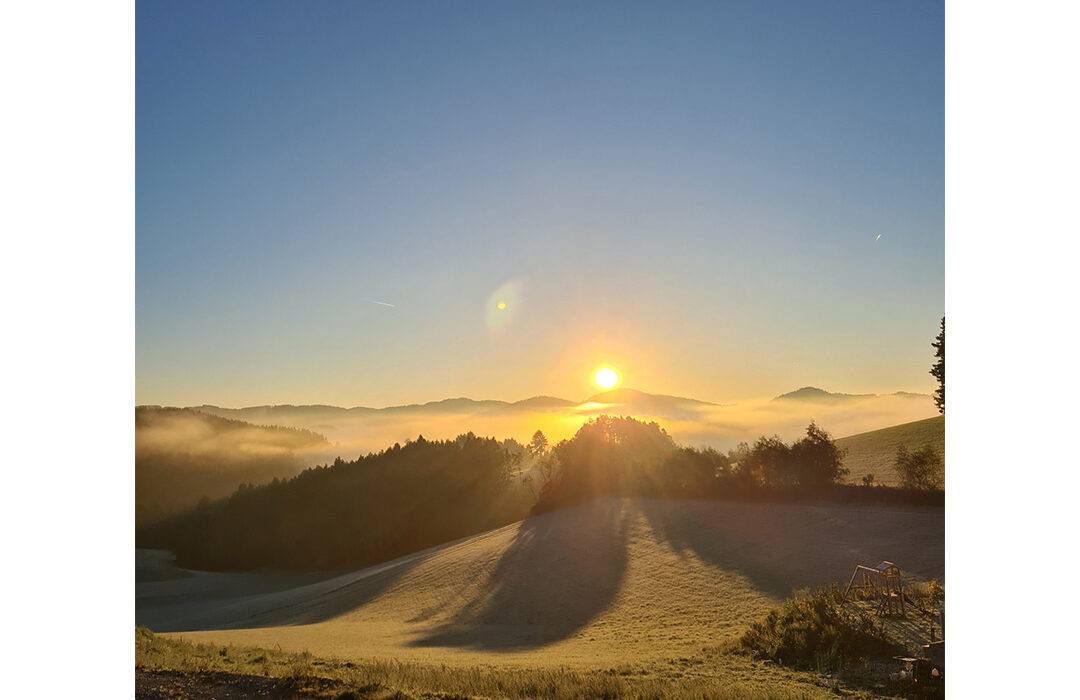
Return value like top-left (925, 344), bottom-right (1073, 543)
top-left (774, 386), bottom-right (931, 402)
top-left (836, 415), bottom-right (945, 486)
top-left (138, 497), bottom-right (943, 668)
top-left (135, 407), bottom-right (331, 526)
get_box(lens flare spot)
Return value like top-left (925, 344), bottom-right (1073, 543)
top-left (484, 280), bottom-right (523, 337)
top-left (593, 367), bottom-right (619, 389)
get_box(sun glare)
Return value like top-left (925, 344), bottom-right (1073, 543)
top-left (593, 367), bottom-right (619, 389)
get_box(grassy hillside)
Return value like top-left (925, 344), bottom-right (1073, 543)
top-left (836, 415), bottom-right (944, 486)
top-left (139, 498), bottom-right (943, 669)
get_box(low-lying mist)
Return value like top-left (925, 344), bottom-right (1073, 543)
top-left (135, 407), bottom-right (332, 526)
top-left (136, 390), bottom-right (937, 526)
top-left (190, 390), bottom-right (938, 464)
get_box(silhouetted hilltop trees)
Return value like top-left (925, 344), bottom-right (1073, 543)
top-left (532, 416), bottom-right (730, 512)
top-left (137, 432), bottom-right (535, 571)
top-left (534, 417), bottom-right (860, 513)
top-left (729, 422), bottom-right (848, 489)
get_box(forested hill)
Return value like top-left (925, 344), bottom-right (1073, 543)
top-left (138, 416), bottom-right (943, 573)
top-left (135, 407), bottom-right (330, 527)
top-left (137, 433), bottom-right (535, 571)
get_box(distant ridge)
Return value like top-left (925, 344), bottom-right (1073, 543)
top-left (773, 387), bottom-right (873, 401)
top-left (155, 386), bottom-right (931, 423)
top-left (583, 387), bottom-right (716, 406)
top-left (165, 388), bottom-right (718, 419)
top-left (773, 386), bottom-right (930, 402)
top-left (179, 396), bottom-right (576, 421)
top-left (512, 395), bottom-right (578, 409)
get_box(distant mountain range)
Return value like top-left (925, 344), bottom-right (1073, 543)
top-left (773, 386), bottom-right (930, 402)
top-left (156, 388), bottom-right (717, 424)
top-left (138, 386), bottom-right (931, 424)
top-left (177, 395), bottom-right (577, 423)
top-left (137, 386), bottom-right (934, 430)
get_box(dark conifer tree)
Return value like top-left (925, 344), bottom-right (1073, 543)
top-left (930, 316), bottom-right (944, 413)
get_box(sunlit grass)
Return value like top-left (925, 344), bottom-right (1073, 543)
top-left (137, 627), bottom-right (885, 699)
top-left (836, 415), bottom-right (944, 486)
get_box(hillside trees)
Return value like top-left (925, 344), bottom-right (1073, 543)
top-left (136, 432), bottom-right (535, 571)
top-left (135, 406), bottom-right (330, 527)
top-left (739, 435), bottom-right (791, 487)
top-left (533, 416), bottom-right (847, 513)
top-left (662, 446), bottom-right (732, 495)
top-left (731, 423), bottom-right (847, 488)
top-left (533, 416), bottom-right (680, 512)
top-left (895, 444), bottom-right (944, 490)
top-left (138, 414), bottom-right (915, 573)
top-left (789, 422), bottom-right (849, 486)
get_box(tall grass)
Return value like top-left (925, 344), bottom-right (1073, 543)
top-left (136, 628), bottom-right (878, 699)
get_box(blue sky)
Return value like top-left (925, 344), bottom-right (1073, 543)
top-left (137, 0), bottom-right (943, 407)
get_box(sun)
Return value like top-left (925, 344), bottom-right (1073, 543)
top-left (593, 367), bottom-right (619, 390)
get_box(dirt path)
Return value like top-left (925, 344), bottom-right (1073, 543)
top-left (135, 668), bottom-right (349, 699)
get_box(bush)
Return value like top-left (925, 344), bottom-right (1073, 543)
top-left (895, 444), bottom-right (944, 490)
top-left (906, 579), bottom-right (945, 612)
top-left (739, 586), bottom-right (897, 672)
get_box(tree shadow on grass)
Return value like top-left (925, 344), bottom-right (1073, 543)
top-left (633, 499), bottom-right (797, 599)
top-left (634, 498), bottom-right (944, 600)
top-left (410, 498), bottom-right (630, 651)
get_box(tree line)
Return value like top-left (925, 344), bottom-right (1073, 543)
top-left (530, 417), bottom-right (856, 513)
top-left (137, 432), bottom-right (535, 571)
top-left (139, 416), bottom-right (942, 572)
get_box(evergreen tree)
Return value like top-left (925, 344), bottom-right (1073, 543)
top-left (930, 316), bottom-right (944, 413)
top-left (528, 429), bottom-right (549, 457)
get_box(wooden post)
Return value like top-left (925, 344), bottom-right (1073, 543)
top-left (842, 566), bottom-right (861, 602)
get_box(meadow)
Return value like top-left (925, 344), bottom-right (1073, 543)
top-left (138, 497), bottom-right (942, 697)
top-left (835, 416), bottom-right (945, 487)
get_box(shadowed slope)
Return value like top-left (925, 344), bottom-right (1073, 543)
top-left (136, 544), bottom-right (431, 632)
top-left (146, 498), bottom-right (943, 666)
top-left (636, 499), bottom-right (944, 597)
